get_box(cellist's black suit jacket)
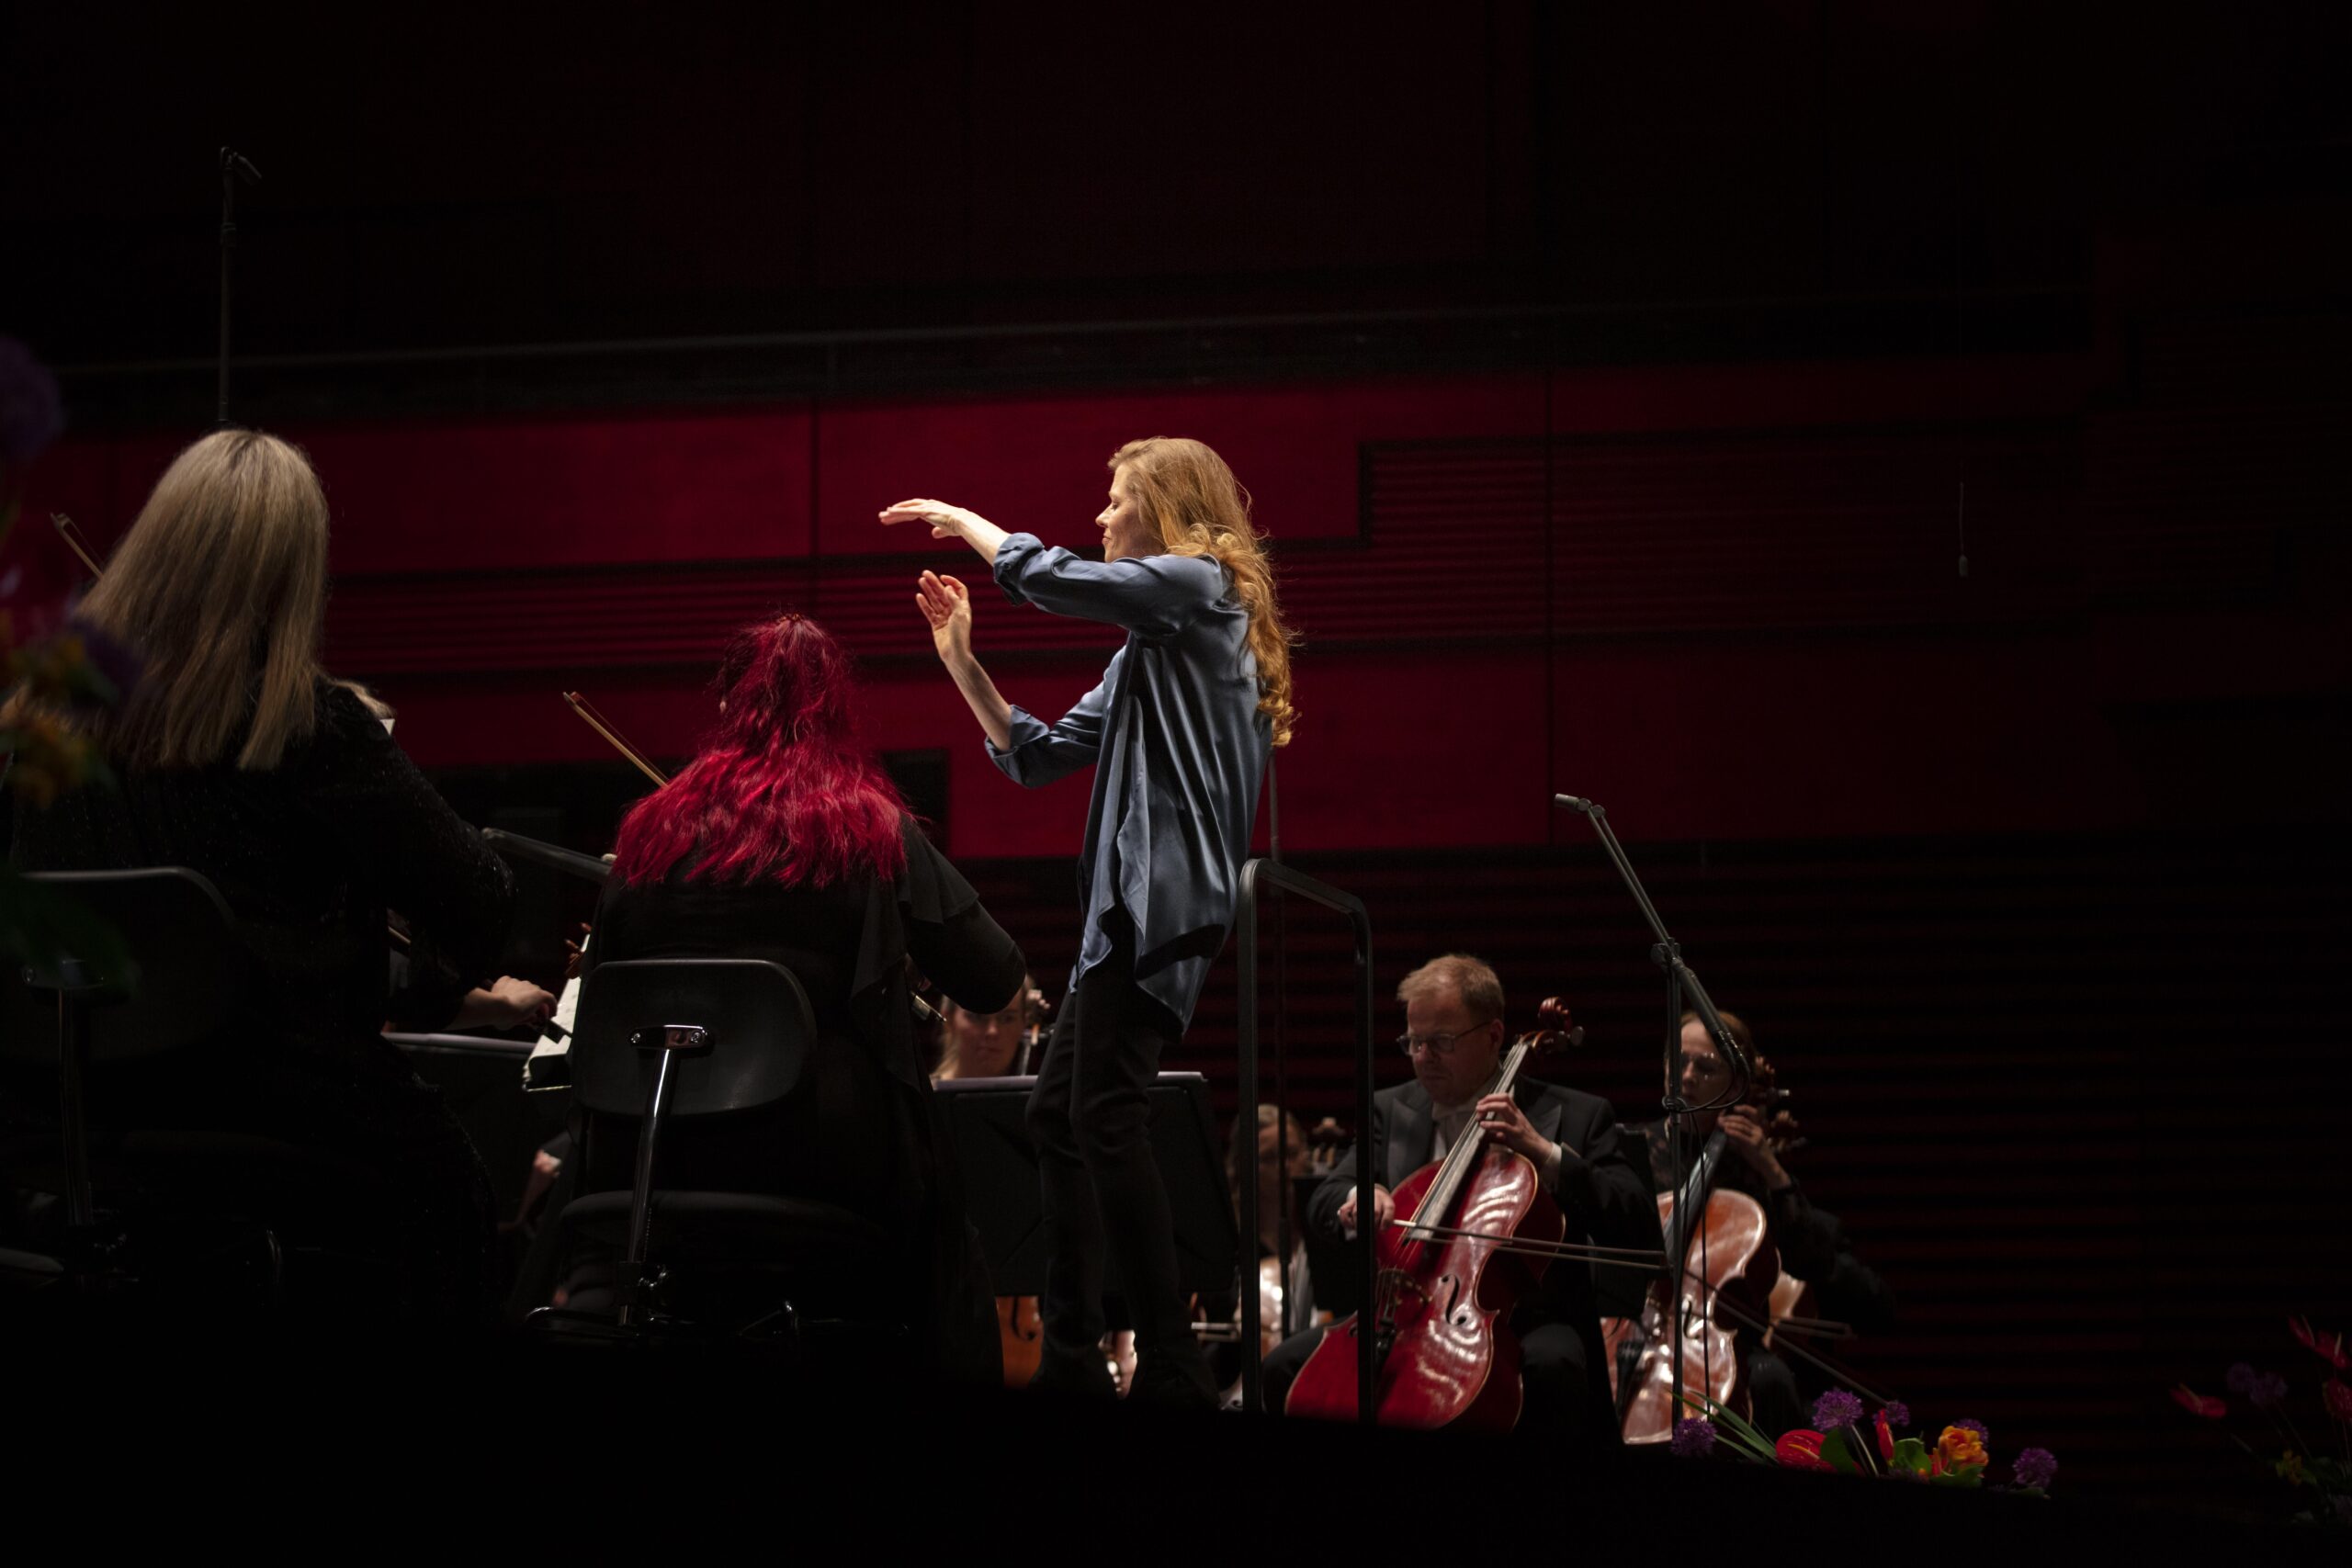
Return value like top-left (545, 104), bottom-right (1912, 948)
top-left (1305, 1077), bottom-right (1663, 1417)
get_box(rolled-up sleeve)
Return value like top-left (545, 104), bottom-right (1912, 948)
top-left (984, 662), bottom-right (1115, 788)
top-left (993, 531), bottom-right (1222, 637)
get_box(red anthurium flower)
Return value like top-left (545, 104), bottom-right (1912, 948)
top-left (2290, 1315), bottom-right (2349, 1371)
top-left (1875, 1412), bottom-right (1895, 1462)
top-left (2171, 1384), bottom-right (2228, 1418)
top-left (2324, 1380), bottom-right (2352, 1423)
top-left (1776, 1429), bottom-right (1836, 1472)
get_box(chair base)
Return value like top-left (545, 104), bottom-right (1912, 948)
top-left (534, 1188), bottom-right (910, 1358)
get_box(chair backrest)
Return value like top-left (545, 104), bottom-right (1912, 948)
top-left (0, 867), bottom-right (254, 1067)
top-left (570, 959), bottom-right (816, 1120)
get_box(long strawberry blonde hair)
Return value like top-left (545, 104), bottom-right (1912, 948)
top-left (610, 613), bottom-right (908, 888)
top-left (71, 428), bottom-right (332, 770)
top-left (1111, 436), bottom-right (1297, 745)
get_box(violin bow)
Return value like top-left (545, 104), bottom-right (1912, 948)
top-left (562, 692), bottom-right (669, 788)
top-left (51, 514), bottom-right (106, 578)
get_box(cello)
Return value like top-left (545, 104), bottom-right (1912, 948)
top-left (1283, 998), bottom-right (1580, 1429)
top-left (1600, 1052), bottom-right (1797, 1440)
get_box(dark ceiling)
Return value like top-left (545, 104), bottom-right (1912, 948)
top-left (5, 2), bottom-right (2346, 420)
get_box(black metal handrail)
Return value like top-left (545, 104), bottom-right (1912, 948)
top-left (1235, 857), bottom-right (1374, 1421)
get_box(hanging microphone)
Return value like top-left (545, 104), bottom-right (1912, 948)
top-left (217, 149), bottom-right (261, 426)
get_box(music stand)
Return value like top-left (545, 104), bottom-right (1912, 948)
top-left (387, 1032), bottom-right (552, 1220)
top-left (934, 1072), bottom-right (1238, 1298)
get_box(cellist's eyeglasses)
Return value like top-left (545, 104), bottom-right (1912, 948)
top-left (1396, 1021), bottom-right (1497, 1058)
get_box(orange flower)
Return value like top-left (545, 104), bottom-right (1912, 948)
top-left (1936, 1425), bottom-right (1988, 1470)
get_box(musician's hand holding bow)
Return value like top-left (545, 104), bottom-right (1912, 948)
top-left (1718, 1104), bottom-right (1790, 1189)
top-left (1337, 1183), bottom-right (1394, 1236)
top-left (450, 976), bottom-right (556, 1031)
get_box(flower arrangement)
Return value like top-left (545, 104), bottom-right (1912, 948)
top-left (0, 335), bottom-right (139, 977)
top-left (1681, 1391), bottom-right (2056, 1495)
top-left (2170, 1315), bottom-right (2351, 1529)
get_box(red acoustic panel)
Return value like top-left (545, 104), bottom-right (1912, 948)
top-left (323, 562), bottom-right (817, 676)
top-left (862, 664), bottom-right (1108, 862)
top-left (1547, 634), bottom-right (2153, 842)
top-left (1307, 441), bottom-right (1546, 644)
top-left (811, 375), bottom-right (1544, 557)
top-left (1270, 649), bottom-right (1554, 852)
top-left (29, 409), bottom-right (819, 577)
top-left (298, 408), bottom-right (815, 573)
top-left (808, 562), bottom-right (1125, 661)
top-left (390, 670), bottom-right (732, 772)
top-left (317, 556), bottom-right (1123, 676)
top-left (1549, 422), bottom-right (2082, 635)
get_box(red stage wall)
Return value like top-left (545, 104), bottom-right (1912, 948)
top-left (25, 347), bottom-right (2342, 856)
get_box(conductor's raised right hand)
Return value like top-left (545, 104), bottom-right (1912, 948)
top-left (1336, 1183), bottom-right (1394, 1236)
top-left (915, 570), bottom-right (974, 664)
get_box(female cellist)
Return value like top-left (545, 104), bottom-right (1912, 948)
top-left (1611, 1010), bottom-right (1894, 1437)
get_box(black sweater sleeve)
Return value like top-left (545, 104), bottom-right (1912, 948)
top-left (293, 688), bottom-right (515, 983)
top-left (899, 825), bottom-right (1024, 1015)
top-left (1557, 1096), bottom-right (1668, 1259)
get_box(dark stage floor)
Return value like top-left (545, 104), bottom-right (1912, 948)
top-left (21, 1323), bottom-right (2342, 1557)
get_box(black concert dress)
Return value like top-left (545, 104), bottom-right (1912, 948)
top-left (580, 813), bottom-right (1024, 1376)
top-left (7, 682), bottom-right (516, 1318)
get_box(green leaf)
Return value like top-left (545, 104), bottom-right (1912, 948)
top-left (1691, 1397), bottom-right (1781, 1463)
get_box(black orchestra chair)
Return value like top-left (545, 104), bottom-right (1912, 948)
top-left (0, 867), bottom-right (398, 1308)
top-left (533, 958), bottom-right (901, 1352)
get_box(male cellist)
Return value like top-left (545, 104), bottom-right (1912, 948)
top-left (1259, 954), bottom-right (1661, 1447)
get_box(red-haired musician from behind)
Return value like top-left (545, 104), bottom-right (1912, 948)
top-left (578, 612), bottom-right (1027, 1375)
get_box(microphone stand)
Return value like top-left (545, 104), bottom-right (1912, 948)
top-left (1553, 792), bottom-right (1753, 1438)
top-left (217, 148), bottom-right (261, 426)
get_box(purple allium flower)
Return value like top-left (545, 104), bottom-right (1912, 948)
top-left (1813, 1389), bottom-right (1865, 1430)
top-left (62, 614), bottom-right (141, 709)
top-left (0, 337), bottom-right (64, 465)
top-left (2250, 1371), bottom-right (2289, 1410)
top-left (1954, 1418), bottom-right (1989, 1443)
top-left (2225, 1362), bottom-right (2258, 1395)
top-left (1671, 1416), bottom-right (1717, 1458)
top-left (2012, 1448), bottom-right (2057, 1490)
top-left (1878, 1400), bottom-right (1911, 1429)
